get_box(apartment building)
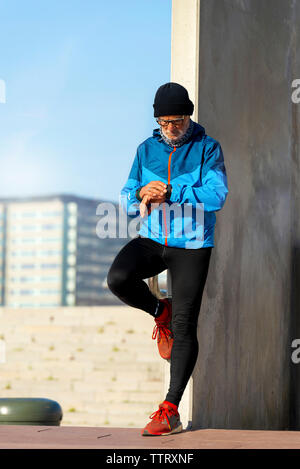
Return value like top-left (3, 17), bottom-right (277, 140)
top-left (0, 194), bottom-right (129, 307)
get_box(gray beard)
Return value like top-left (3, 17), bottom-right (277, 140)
top-left (159, 119), bottom-right (194, 147)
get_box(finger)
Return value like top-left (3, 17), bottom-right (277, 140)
top-left (140, 203), bottom-right (146, 218)
top-left (153, 187), bottom-right (167, 195)
top-left (147, 181), bottom-right (167, 191)
top-left (142, 194), bottom-right (151, 204)
top-left (140, 199), bottom-right (146, 217)
top-left (153, 181), bottom-right (168, 191)
top-left (145, 193), bottom-right (166, 205)
top-left (146, 187), bottom-right (167, 197)
top-left (140, 195), bottom-right (151, 217)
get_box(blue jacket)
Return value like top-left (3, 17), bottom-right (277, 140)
top-left (120, 120), bottom-right (228, 249)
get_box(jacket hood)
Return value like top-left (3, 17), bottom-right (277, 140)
top-left (152, 119), bottom-right (206, 143)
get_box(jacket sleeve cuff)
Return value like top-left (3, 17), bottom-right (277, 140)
top-left (128, 188), bottom-right (141, 203)
top-left (169, 183), bottom-right (182, 203)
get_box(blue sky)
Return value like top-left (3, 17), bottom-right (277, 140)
top-left (0, 0), bottom-right (172, 203)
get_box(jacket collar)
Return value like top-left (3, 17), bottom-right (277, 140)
top-left (152, 119), bottom-right (206, 146)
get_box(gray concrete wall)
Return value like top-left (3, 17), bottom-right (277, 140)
top-left (193, 0), bottom-right (300, 429)
top-left (289, 0), bottom-right (300, 431)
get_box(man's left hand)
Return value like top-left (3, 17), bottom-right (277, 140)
top-left (140, 193), bottom-right (167, 218)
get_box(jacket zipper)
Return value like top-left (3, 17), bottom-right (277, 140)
top-left (163, 147), bottom-right (176, 245)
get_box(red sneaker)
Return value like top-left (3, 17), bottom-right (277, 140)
top-left (152, 298), bottom-right (173, 360)
top-left (141, 401), bottom-right (182, 436)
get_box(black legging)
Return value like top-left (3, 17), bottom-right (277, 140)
top-left (107, 235), bottom-right (212, 407)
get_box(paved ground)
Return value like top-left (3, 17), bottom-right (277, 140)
top-left (1, 425), bottom-right (300, 449)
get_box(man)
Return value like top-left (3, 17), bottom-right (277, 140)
top-left (107, 82), bottom-right (228, 436)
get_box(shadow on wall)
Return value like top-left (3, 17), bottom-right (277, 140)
top-left (289, 246), bottom-right (300, 429)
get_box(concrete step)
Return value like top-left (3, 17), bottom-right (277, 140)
top-left (0, 305), bottom-right (166, 428)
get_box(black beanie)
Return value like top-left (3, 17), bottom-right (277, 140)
top-left (153, 82), bottom-right (194, 117)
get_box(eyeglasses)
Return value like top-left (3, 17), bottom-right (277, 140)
top-left (156, 117), bottom-right (185, 127)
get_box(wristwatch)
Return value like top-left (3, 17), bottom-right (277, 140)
top-left (165, 184), bottom-right (172, 200)
top-left (135, 188), bottom-right (143, 202)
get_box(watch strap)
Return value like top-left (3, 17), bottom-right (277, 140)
top-left (135, 187), bottom-right (143, 202)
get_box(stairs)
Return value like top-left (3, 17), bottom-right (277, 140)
top-left (0, 306), bottom-right (166, 427)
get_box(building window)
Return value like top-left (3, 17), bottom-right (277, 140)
top-left (40, 289), bottom-right (60, 295)
top-left (20, 290), bottom-right (34, 295)
top-left (67, 255), bottom-right (76, 266)
top-left (41, 224), bottom-right (61, 230)
top-left (68, 215), bottom-right (77, 228)
top-left (67, 203), bottom-right (77, 213)
top-left (66, 293), bottom-right (75, 305)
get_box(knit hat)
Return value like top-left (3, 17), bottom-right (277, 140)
top-left (153, 82), bottom-right (194, 117)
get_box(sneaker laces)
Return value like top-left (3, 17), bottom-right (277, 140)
top-left (152, 322), bottom-right (172, 342)
top-left (149, 404), bottom-right (175, 429)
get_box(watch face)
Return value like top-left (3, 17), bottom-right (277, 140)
top-left (165, 185), bottom-right (171, 199)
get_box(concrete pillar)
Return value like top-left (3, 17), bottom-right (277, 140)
top-left (171, 0), bottom-right (200, 120)
top-left (163, 0), bottom-right (201, 429)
